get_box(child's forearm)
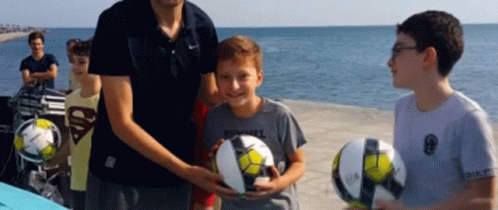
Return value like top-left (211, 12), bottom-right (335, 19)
top-left (44, 138), bottom-right (70, 167)
top-left (278, 148), bottom-right (306, 190)
top-left (413, 177), bottom-right (495, 210)
top-left (279, 160), bottom-right (305, 190)
top-left (415, 198), bottom-right (494, 210)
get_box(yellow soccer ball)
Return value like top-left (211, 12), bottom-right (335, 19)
top-left (14, 118), bottom-right (61, 164)
top-left (215, 135), bottom-right (275, 198)
top-left (364, 153), bottom-right (394, 183)
top-left (332, 138), bottom-right (406, 209)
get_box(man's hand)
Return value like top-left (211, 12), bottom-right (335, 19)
top-left (22, 77), bottom-right (38, 86)
top-left (184, 165), bottom-right (237, 199)
top-left (207, 139), bottom-right (225, 159)
top-left (207, 139), bottom-right (225, 169)
top-left (204, 139), bottom-right (243, 200)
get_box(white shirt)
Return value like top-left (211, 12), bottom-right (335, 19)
top-left (393, 91), bottom-right (497, 207)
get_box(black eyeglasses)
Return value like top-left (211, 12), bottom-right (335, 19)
top-left (391, 46), bottom-right (418, 59)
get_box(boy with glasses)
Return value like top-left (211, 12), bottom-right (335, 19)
top-left (378, 10), bottom-right (497, 209)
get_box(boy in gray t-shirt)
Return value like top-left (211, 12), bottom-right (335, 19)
top-left (379, 11), bottom-right (497, 209)
top-left (204, 35), bottom-right (306, 210)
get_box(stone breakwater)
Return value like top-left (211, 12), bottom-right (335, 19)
top-left (0, 32), bottom-right (30, 43)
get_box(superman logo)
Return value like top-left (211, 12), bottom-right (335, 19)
top-left (67, 106), bottom-right (97, 145)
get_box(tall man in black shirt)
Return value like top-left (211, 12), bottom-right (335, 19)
top-left (86, 0), bottom-right (234, 209)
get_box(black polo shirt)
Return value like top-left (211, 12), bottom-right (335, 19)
top-left (19, 54), bottom-right (58, 88)
top-left (88, 0), bottom-right (218, 187)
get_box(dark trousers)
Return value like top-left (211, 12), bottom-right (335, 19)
top-left (85, 172), bottom-right (191, 210)
top-left (72, 190), bottom-right (86, 210)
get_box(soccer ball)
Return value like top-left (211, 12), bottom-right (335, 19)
top-left (332, 138), bottom-right (406, 209)
top-left (214, 135), bottom-right (274, 198)
top-left (13, 118), bottom-right (62, 164)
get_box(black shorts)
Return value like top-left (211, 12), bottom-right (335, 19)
top-left (85, 172), bottom-right (191, 210)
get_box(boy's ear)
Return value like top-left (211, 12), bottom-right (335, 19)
top-left (423, 46), bottom-right (437, 70)
top-left (257, 72), bottom-right (264, 87)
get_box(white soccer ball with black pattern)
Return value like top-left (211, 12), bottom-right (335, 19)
top-left (214, 135), bottom-right (274, 199)
top-left (13, 118), bottom-right (62, 164)
top-left (332, 138), bottom-right (406, 209)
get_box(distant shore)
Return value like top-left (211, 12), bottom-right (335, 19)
top-left (0, 32), bottom-right (30, 43)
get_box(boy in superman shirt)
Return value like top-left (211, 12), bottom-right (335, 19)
top-left (46, 39), bottom-right (100, 210)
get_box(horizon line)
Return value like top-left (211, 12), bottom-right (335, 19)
top-left (34, 22), bottom-right (498, 29)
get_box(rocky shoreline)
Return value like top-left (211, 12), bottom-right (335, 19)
top-left (0, 32), bottom-right (31, 43)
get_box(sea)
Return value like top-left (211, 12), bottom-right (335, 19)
top-left (1, 25), bottom-right (497, 122)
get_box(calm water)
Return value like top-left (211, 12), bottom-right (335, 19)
top-left (1, 25), bottom-right (497, 121)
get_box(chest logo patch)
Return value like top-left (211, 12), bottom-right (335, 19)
top-left (423, 134), bottom-right (438, 156)
top-left (67, 106), bottom-right (97, 145)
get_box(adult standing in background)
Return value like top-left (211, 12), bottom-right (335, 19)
top-left (20, 31), bottom-right (58, 88)
top-left (85, 0), bottom-right (233, 209)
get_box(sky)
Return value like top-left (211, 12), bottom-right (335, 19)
top-left (0, 0), bottom-right (497, 28)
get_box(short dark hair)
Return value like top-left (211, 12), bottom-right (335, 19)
top-left (397, 10), bottom-right (464, 77)
top-left (216, 35), bottom-right (263, 73)
top-left (66, 38), bottom-right (81, 47)
top-left (70, 39), bottom-right (92, 57)
top-left (28, 31), bottom-right (45, 44)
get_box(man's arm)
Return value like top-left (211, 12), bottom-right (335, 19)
top-left (101, 75), bottom-right (235, 196)
top-left (198, 72), bottom-right (223, 107)
top-left (30, 63), bottom-right (58, 81)
top-left (21, 69), bottom-right (34, 85)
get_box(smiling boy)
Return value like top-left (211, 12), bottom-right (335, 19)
top-left (379, 11), bottom-right (497, 209)
top-left (204, 35), bottom-right (306, 210)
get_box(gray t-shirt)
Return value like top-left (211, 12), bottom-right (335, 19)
top-left (394, 91), bottom-right (497, 207)
top-left (205, 98), bottom-right (306, 210)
